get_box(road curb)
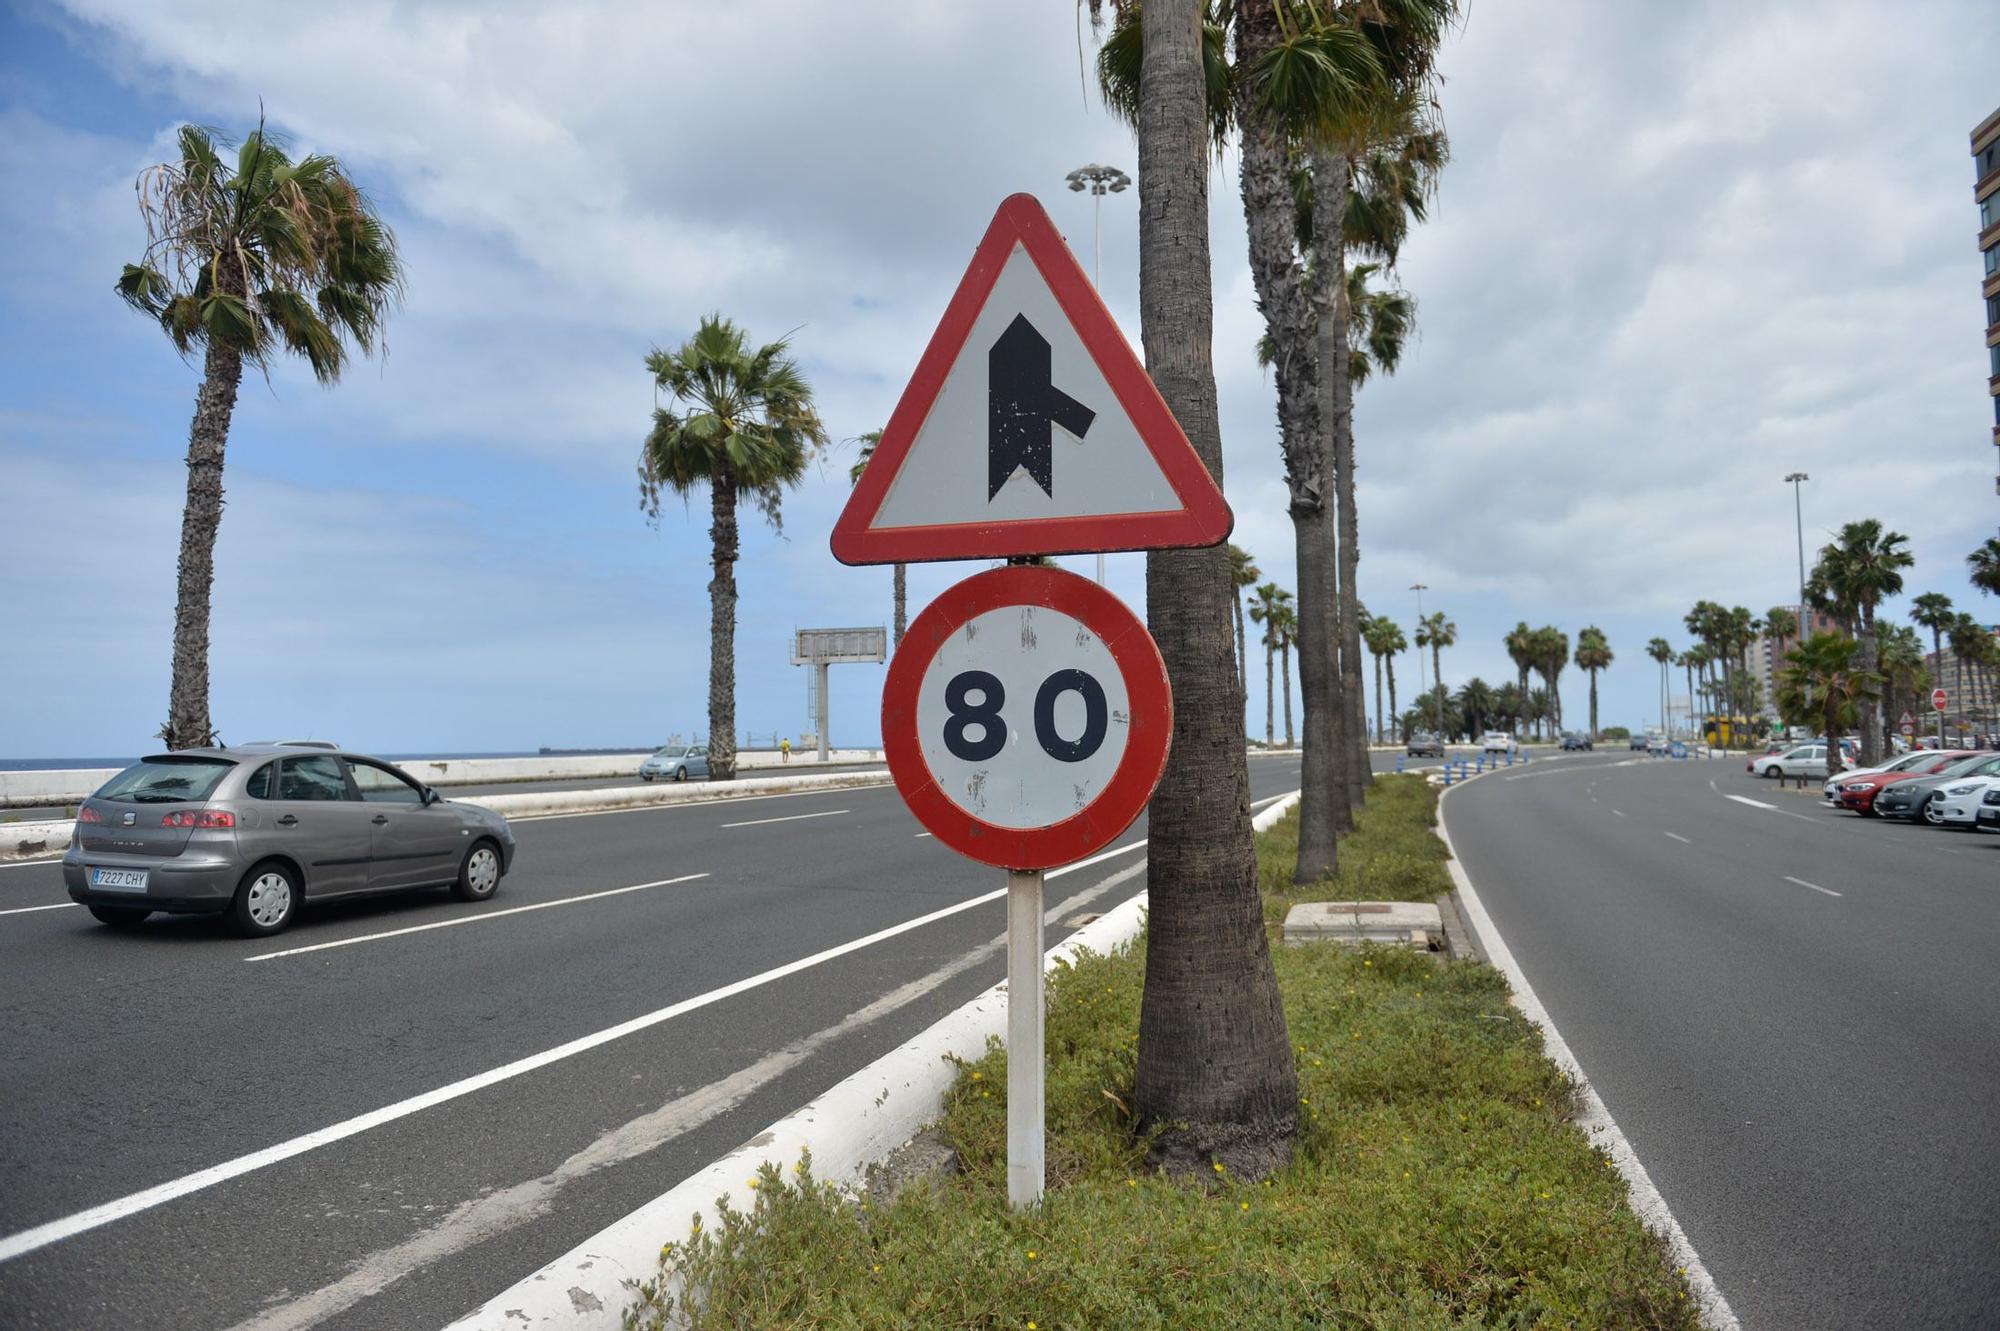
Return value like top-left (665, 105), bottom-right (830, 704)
top-left (442, 791), bottom-right (1302, 1330)
top-left (1435, 777), bottom-right (1740, 1330)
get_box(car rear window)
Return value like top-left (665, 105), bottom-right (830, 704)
top-left (93, 757), bottom-right (234, 804)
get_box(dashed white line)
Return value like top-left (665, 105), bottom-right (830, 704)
top-left (245, 874), bottom-right (710, 962)
top-left (720, 808), bottom-right (848, 829)
top-left (914, 832), bottom-right (933, 839)
top-left (1664, 831), bottom-right (1692, 844)
top-left (1612, 809), bottom-right (1626, 817)
top-left (0, 858), bottom-right (66, 871)
top-left (0, 902), bottom-right (76, 917)
top-left (1726, 794), bottom-right (1777, 810)
top-left (1783, 875), bottom-right (1842, 897)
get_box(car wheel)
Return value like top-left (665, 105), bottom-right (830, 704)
top-left (88, 904), bottom-right (151, 929)
top-left (452, 840), bottom-right (503, 902)
top-left (1921, 796), bottom-right (1946, 827)
top-left (230, 861), bottom-right (299, 938)
top-left (674, 767), bottom-right (687, 782)
top-left (1765, 766), bottom-right (1781, 780)
top-left (641, 772), bottom-right (654, 783)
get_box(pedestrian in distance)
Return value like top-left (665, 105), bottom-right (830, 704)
top-left (781, 737), bottom-right (791, 763)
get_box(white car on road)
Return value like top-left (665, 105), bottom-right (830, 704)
top-left (1926, 775), bottom-right (2000, 829)
top-left (1481, 731), bottom-right (1517, 755)
top-left (1750, 744), bottom-right (1828, 780)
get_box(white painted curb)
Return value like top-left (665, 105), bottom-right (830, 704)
top-left (445, 790), bottom-right (1303, 1330)
top-left (1, 821), bottom-right (73, 860)
top-left (1435, 780), bottom-right (1739, 1330)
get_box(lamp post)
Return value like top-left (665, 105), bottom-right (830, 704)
top-left (1067, 164), bottom-right (1130, 587)
top-left (1785, 472), bottom-right (1811, 745)
top-left (1410, 583), bottom-right (1428, 736)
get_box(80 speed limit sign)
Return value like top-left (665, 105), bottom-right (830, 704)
top-left (883, 565), bottom-right (1171, 869)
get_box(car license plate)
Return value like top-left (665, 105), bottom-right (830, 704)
top-left (90, 868), bottom-right (149, 892)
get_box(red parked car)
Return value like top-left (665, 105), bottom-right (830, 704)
top-left (1832, 751), bottom-right (1974, 815)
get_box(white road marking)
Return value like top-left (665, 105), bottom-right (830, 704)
top-left (245, 874), bottom-right (711, 962)
top-left (0, 902), bottom-right (77, 917)
top-left (1783, 876), bottom-right (1842, 897)
top-left (1664, 831), bottom-right (1692, 844)
top-left (1725, 794), bottom-right (1777, 810)
top-left (914, 832), bottom-right (933, 838)
top-left (0, 857), bottom-right (66, 871)
top-left (721, 808), bottom-right (848, 829)
top-left (505, 782), bottom-right (889, 824)
top-left (1612, 809), bottom-right (1626, 817)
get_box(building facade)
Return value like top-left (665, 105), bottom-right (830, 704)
top-left (1976, 106), bottom-right (2000, 476)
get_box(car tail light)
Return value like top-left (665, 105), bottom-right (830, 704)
top-left (78, 806), bottom-right (103, 823)
top-left (161, 810), bottom-right (236, 829)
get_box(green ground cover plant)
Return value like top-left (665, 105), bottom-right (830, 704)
top-left (626, 776), bottom-right (1699, 1330)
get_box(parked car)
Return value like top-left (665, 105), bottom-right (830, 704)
top-left (1628, 733), bottom-right (1648, 751)
top-left (1821, 749), bottom-right (1971, 801)
top-left (1976, 787), bottom-right (2000, 832)
top-left (1405, 732), bottom-right (1445, 758)
top-left (640, 745), bottom-right (710, 782)
top-left (1923, 768), bottom-right (2000, 829)
top-left (64, 744), bottom-right (516, 936)
top-left (1749, 744), bottom-right (1828, 780)
top-left (1481, 731), bottom-right (1517, 755)
top-left (1558, 731), bottom-right (1593, 751)
top-left (1870, 754), bottom-right (2000, 824)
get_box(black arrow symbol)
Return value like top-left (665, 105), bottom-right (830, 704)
top-left (988, 313), bottom-right (1095, 500)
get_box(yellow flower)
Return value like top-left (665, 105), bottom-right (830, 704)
top-left (1239, 1201), bottom-right (1249, 1211)
top-left (1028, 1323), bottom-right (1039, 1330)
top-left (971, 1070), bottom-right (983, 1081)
top-left (1126, 1178), bottom-right (1137, 1188)
top-left (1363, 959), bottom-right (1372, 967)
top-left (1026, 1250), bottom-right (1037, 1261)
top-left (1539, 1191), bottom-right (1551, 1200)
top-left (746, 1179), bottom-right (760, 1190)
top-left (1212, 1162), bottom-right (1225, 1174)
top-left (873, 1264), bottom-right (882, 1273)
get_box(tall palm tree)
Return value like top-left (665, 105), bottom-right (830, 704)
top-left (1364, 616), bottom-right (1406, 741)
top-left (1575, 626), bottom-right (1613, 739)
top-left (1814, 519), bottom-right (1913, 765)
top-left (1114, 0), bottom-right (1298, 1177)
top-left (1877, 624), bottom-right (1928, 735)
top-left (1455, 677), bottom-right (1495, 737)
top-left (1416, 611), bottom-right (1456, 722)
top-left (1227, 543), bottom-right (1260, 698)
top-left (1248, 582), bottom-right (1292, 745)
top-left (1949, 613), bottom-right (1990, 729)
top-left (1506, 621), bottom-right (1536, 737)
top-left (1532, 626), bottom-right (1569, 733)
top-left (117, 120), bottom-right (402, 748)
top-left (1764, 606), bottom-right (1798, 642)
top-left (1527, 688), bottom-right (1553, 741)
top-left (1910, 592), bottom-right (1954, 742)
top-left (847, 432), bottom-right (906, 650)
top-left (1775, 633), bottom-right (1880, 779)
top-left (639, 316), bottom-right (826, 781)
top-left (1968, 537), bottom-right (2000, 597)
top-left (1646, 636), bottom-right (1673, 735)
top-left (1273, 601), bottom-right (1298, 746)
top-left (1677, 650), bottom-right (1699, 740)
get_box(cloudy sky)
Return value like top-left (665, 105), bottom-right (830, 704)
top-left (1, 0), bottom-right (1995, 761)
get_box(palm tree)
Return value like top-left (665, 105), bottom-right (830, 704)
top-left (1532, 626), bottom-right (1569, 733)
top-left (117, 120), bottom-right (402, 748)
top-left (1455, 677), bottom-right (1495, 737)
top-left (1505, 621), bottom-right (1536, 737)
top-left (1416, 611), bottom-right (1456, 723)
top-left (639, 316), bottom-right (826, 781)
top-left (1248, 582), bottom-right (1292, 745)
top-left (1969, 537), bottom-right (2000, 597)
top-left (1227, 544), bottom-right (1260, 698)
top-left (1273, 601), bottom-right (1299, 746)
top-left (1775, 633), bottom-right (1880, 779)
top-left (1646, 636), bottom-right (1673, 736)
top-left (1910, 592), bottom-right (1954, 742)
top-left (1677, 650), bottom-right (1699, 740)
top-left (848, 432), bottom-right (906, 650)
top-left (1364, 616), bottom-right (1406, 742)
top-left (1527, 688), bottom-right (1553, 741)
top-left (1949, 613), bottom-right (1990, 730)
top-left (1575, 627), bottom-right (1613, 739)
top-left (1814, 519), bottom-right (1913, 765)
top-left (1116, 0), bottom-right (1299, 1178)
top-left (1877, 624), bottom-right (1929, 735)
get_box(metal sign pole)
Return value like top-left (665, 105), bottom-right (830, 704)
top-left (816, 661), bottom-right (831, 762)
top-left (1006, 867), bottom-right (1045, 1210)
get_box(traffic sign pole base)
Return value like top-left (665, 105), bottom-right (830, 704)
top-left (1006, 868), bottom-right (1045, 1211)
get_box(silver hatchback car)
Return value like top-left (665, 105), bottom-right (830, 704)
top-left (63, 744), bottom-right (517, 937)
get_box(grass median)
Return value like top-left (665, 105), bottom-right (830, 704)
top-left (626, 775), bottom-right (1699, 1330)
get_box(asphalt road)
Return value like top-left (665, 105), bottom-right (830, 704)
top-left (0, 748), bottom-right (1418, 1330)
top-left (1445, 751), bottom-right (2000, 1331)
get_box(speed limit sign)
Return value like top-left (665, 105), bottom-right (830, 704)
top-left (883, 564), bottom-right (1171, 870)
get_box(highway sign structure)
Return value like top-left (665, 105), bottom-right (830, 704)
top-left (1934, 688), bottom-right (1949, 712)
top-left (791, 627), bottom-right (887, 761)
top-left (831, 193), bottom-right (1232, 565)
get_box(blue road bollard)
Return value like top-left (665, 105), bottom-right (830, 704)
top-left (1505, 751), bottom-right (1514, 767)
top-left (1395, 755), bottom-right (1405, 774)
top-left (1442, 765), bottom-right (1454, 786)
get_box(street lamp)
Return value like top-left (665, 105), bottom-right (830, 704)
top-left (1410, 583), bottom-right (1428, 737)
top-left (1066, 164), bottom-right (1129, 587)
top-left (1785, 472), bottom-right (1811, 745)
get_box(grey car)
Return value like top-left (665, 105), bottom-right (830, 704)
top-left (1405, 732), bottom-right (1445, 758)
top-left (639, 745), bottom-right (709, 782)
top-left (63, 744), bottom-right (516, 936)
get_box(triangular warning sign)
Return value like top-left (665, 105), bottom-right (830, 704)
top-left (831, 193), bottom-right (1232, 565)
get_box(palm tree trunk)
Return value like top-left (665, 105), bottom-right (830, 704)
top-left (893, 563), bottom-right (907, 648)
top-left (707, 469), bottom-right (740, 780)
top-left (165, 336), bottom-right (246, 749)
top-left (1234, 598), bottom-right (1246, 704)
top-left (1518, 665), bottom-right (1531, 738)
top-left (1264, 643), bottom-right (1275, 745)
top-left (1281, 641), bottom-right (1294, 747)
top-left (1589, 669), bottom-right (1599, 738)
top-left (1133, 0), bottom-right (1296, 1179)
top-left (1373, 652), bottom-right (1384, 744)
top-left (1856, 608), bottom-right (1883, 765)
top-left (1386, 656), bottom-right (1399, 741)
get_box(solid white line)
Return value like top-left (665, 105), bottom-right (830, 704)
top-left (1435, 785), bottom-right (1740, 1330)
top-left (245, 874), bottom-right (711, 962)
top-left (0, 902), bottom-right (77, 917)
top-left (504, 782), bottom-right (891, 824)
top-left (1725, 794), bottom-right (1777, 810)
top-left (720, 809), bottom-right (847, 830)
top-left (1784, 876), bottom-right (1842, 898)
top-left (1664, 831), bottom-right (1692, 844)
top-left (0, 857), bottom-right (66, 871)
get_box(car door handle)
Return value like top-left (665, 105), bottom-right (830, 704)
top-left (371, 814), bottom-right (389, 825)
top-left (277, 815), bottom-right (298, 827)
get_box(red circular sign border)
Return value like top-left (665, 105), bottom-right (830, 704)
top-left (882, 565), bottom-right (1172, 870)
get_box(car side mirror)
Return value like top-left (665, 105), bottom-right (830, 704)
top-left (422, 786), bottom-right (441, 806)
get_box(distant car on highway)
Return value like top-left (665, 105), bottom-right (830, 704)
top-left (1481, 731), bottom-right (1517, 755)
top-left (64, 744), bottom-right (515, 936)
top-left (1749, 744), bottom-right (1828, 780)
top-left (1645, 731), bottom-right (1668, 754)
top-left (1558, 731), bottom-right (1592, 751)
top-left (1629, 733), bottom-right (1648, 751)
top-left (1405, 731), bottom-right (1445, 758)
top-left (640, 745), bottom-right (710, 782)
top-left (1870, 754), bottom-right (2000, 824)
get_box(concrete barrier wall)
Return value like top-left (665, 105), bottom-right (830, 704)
top-left (0, 748), bottom-right (883, 809)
